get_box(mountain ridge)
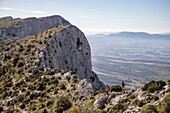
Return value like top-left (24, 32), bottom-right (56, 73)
top-left (88, 31), bottom-right (170, 39)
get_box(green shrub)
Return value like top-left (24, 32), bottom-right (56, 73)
top-left (93, 90), bottom-right (103, 96)
top-left (48, 34), bottom-right (52, 38)
top-left (112, 104), bottom-right (124, 113)
top-left (46, 100), bottom-right (53, 107)
top-left (45, 69), bottom-right (55, 75)
top-left (37, 82), bottom-right (46, 91)
top-left (152, 95), bottom-right (159, 101)
top-left (168, 80), bottom-right (170, 85)
top-left (12, 57), bottom-right (19, 67)
top-left (142, 80), bottom-right (166, 93)
top-left (40, 108), bottom-right (48, 113)
top-left (0, 65), bottom-right (7, 75)
top-left (141, 105), bottom-right (158, 113)
top-left (54, 96), bottom-right (72, 112)
top-left (111, 85), bottom-right (122, 92)
top-left (157, 93), bottom-right (170, 113)
top-left (71, 70), bottom-right (76, 74)
top-left (30, 92), bottom-right (37, 100)
top-left (85, 99), bottom-right (95, 107)
top-left (0, 106), bottom-right (3, 112)
top-left (132, 99), bottom-right (145, 107)
top-left (17, 61), bottom-right (24, 68)
top-left (2, 91), bottom-right (8, 99)
top-left (19, 103), bottom-right (26, 109)
top-left (32, 69), bottom-right (39, 74)
top-left (59, 83), bottom-right (66, 90)
top-left (54, 107), bottom-right (63, 113)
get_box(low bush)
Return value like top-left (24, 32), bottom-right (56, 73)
top-left (17, 61), bottom-right (24, 68)
top-left (142, 80), bottom-right (166, 93)
top-left (157, 93), bottom-right (170, 113)
top-left (12, 57), bottom-right (19, 67)
top-left (19, 103), bottom-right (26, 109)
top-left (37, 82), bottom-right (46, 91)
top-left (168, 80), bottom-right (170, 85)
top-left (93, 89), bottom-right (103, 96)
top-left (112, 104), bottom-right (124, 113)
top-left (131, 99), bottom-right (145, 107)
top-left (59, 83), bottom-right (66, 90)
top-left (85, 99), bottom-right (94, 107)
top-left (0, 106), bottom-right (3, 112)
top-left (54, 96), bottom-right (72, 112)
top-left (111, 85), bottom-right (122, 92)
top-left (152, 95), bottom-right (159, 101)
top-left (141, 105), bottom-right (158, 113)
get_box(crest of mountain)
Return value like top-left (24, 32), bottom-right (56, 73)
top-left (0, 15), bottom-right (71, 39)
top-left (108, 31), bottom-right (170, 39)
top-left (89, 32), bottom-right (170, 39)
top-left (0, 15), bottom-right (105, 90)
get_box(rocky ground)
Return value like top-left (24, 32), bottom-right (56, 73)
top-left (0, 67), bottom-right (170, 113)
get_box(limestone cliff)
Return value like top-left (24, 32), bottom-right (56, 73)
top-left (0, 15), bottom-right (70, 39)
top-left (40, 25), bottom-right (105, 90)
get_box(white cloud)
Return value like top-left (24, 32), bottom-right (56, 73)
top-left (0, 6), bottom-right (47, 14)
top-left (20, 9), bottom-right (48, 14)
top-left (0, 7), bottom-right (15, 11)
top-left (80, 15), bottom-right (87, 18)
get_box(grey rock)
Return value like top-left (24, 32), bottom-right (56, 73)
top-left (165, 85), bottom-right (170, 93)
top-left (77, 79), bottom-right (93, 99)
top-left (40, 25), bottom-right (105, 90)
top-left (94, 97), bottom-right (107, 109)
top-left (0, 15), bottom-right (71, 39)
top-left (107, 92), bottom-right (116, 102)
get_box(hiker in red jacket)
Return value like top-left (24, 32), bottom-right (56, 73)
top-left (122, 80), bottom-right (125, 94)
top-left (105, 85), bottom-right (110, 95)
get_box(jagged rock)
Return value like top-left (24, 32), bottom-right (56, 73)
top-left (107, 92), bottom-right (116, 102)
top-left (94, 96), bottom-right (107, 109)
top-left (165, 85), bottom-right (170, 93)
top-left (77, 79), bottom-right (93, 99)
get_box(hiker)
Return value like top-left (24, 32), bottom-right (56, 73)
top-left (105, 85), bottom-right (110, 95)
top-left (122, 80), bottom-right (125, 94)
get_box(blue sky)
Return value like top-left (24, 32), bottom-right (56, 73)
top-left (0, 0), bottom-right (170, 34)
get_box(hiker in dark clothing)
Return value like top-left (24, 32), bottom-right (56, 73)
top-left (122, 80), bottom-right (125, 94)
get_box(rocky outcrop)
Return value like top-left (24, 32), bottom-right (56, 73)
top-left (0, 15), bottom-right (71, 39)
top-left (39, 25), bottom-right (105, 90)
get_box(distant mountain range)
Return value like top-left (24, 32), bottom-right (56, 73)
top-left (88, 31), bottom-right (170, 39)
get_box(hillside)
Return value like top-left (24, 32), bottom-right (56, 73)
top-left (0, 16), bottom-right (170, 113)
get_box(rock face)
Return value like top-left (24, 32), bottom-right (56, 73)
top-left (40, 25), bottom-right (105, 90)
top-left (41, 25), bottom-right (91, 79)
top-left (0, 15), bottom-right (71, 39)
top-left (0, 15), bottom-right (105, 90)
